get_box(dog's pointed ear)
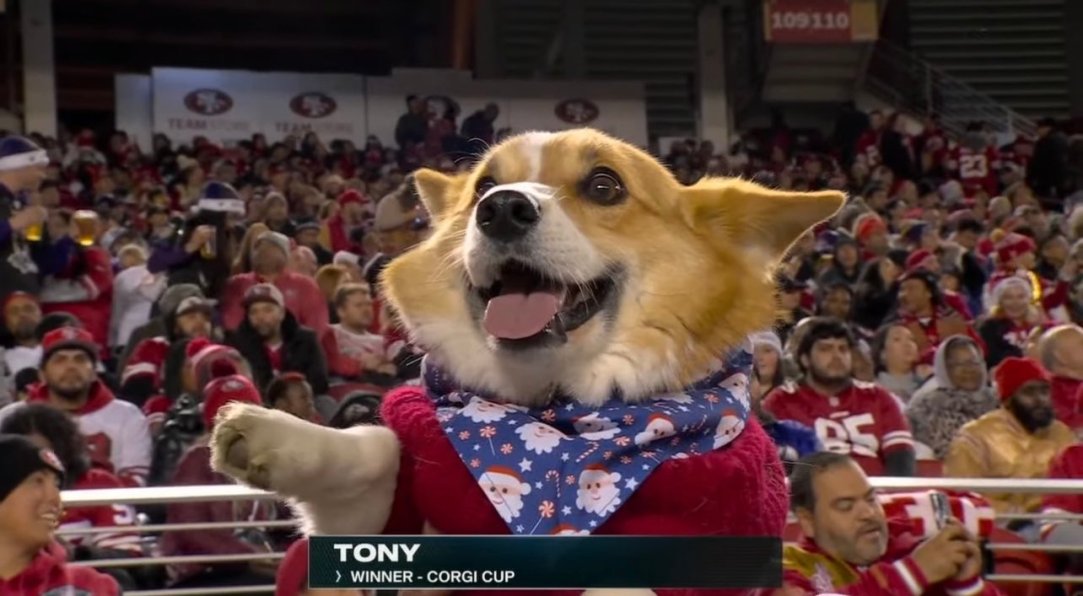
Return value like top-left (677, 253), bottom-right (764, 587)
top-left (412, 168), bottom-right (467, 222)
top-left (680, 179), bottom-right (845, 260)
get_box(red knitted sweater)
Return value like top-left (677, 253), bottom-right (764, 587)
top-left (378, 386), bottom-right (789, 596)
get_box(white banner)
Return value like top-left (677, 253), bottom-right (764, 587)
top-left (128, 67), bottom-right (648, 149)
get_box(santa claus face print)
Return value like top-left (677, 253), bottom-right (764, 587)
top-left (461, 397), bottom-right (513, 423)
top-left (572, 413), bottom-right (620, 440)
top-left (634, 416), bottom-right (676, 446)
top-left (575, 468), bottom-right (623, 516)
top-left (515, 422), bottom-right (567, 454)
top-left (478, 468), bottom-right (532, 523)
top-left (713, 412), bottom-right (745, 449)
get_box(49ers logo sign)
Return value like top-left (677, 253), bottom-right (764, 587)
top-left (289, 92), bottom-right (337, 119)
top-left (183, 88), bottom-right (234, 116)
top-left (554, 99), bottom-right (600, 125)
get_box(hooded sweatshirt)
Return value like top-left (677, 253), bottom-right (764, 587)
top-left (0, 541), bottom-right (119, 595)
top-left (906, 335), bottom-right (1000, 459)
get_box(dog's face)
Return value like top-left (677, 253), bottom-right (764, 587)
top-left (381, 130), bottom-right (843, 406)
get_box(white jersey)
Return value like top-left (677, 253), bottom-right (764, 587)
top-left (0, 384), bottom-right (152, 486)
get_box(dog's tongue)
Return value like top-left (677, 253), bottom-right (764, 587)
top-left (484, 292), bottom-right (561, 339)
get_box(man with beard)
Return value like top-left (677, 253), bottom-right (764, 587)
top-left (945, 356), bottom-right (1075, 520)
top-left (219, 230), bottom-right (328, 337)
top-left (776, 452), bottom-right (996, 595)
top-left (2, 292), bottom-right (43, 399)
top-left (227, 283), bottom-right (327, 396)
top-left (0, 327), bottom-right (151, 487)
top-left (764, 317), bottom-right (916, 476)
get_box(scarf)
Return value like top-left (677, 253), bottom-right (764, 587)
top-left (424, 347), bottom-right (753, 536)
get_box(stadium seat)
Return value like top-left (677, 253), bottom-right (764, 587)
top-left (988, 527), bottom-right (1055, 596)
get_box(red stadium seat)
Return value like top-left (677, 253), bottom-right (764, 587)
top-left (988, 527), bottom-right (1055, 596)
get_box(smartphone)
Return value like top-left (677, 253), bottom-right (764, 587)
top-left (930, 491), bottom-right (951, 530)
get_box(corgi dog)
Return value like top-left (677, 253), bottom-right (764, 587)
top-left (210, 129), bottom-right (843, 567)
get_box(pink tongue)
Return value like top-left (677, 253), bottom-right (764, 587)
top-left (484, 292), bottom-right (561, 339)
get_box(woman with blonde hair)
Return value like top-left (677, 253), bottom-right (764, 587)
top-left (314, 264), bottom-right (351, 313)
top-left (231, 222), bottom-right (269, 275)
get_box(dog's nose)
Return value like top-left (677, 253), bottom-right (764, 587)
top-left (475, 190), bottom-right (540, 242)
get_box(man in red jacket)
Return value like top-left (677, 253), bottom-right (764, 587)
top-left (1036, 325), bottom-right (1083, 434)
top-left (219, 230), bottom-right (329, 337)
top-left (776, 451), bottom-right (999, 595)
top-left (0, 435), bottom-right (119, 595)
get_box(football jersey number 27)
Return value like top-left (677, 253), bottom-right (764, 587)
top-left (815, 414), bottom-right (878, 458)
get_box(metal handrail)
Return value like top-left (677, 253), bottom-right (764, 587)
top-left (56, 519), bottom-right (298, 536)
top-left (863, 38), bottom-right (1037, 139)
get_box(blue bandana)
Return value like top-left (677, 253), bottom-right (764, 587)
top-left (425, 347), bottom-right (753, 536)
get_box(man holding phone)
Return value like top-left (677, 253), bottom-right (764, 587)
top-left (776, 452), bottom-right (1000, 595)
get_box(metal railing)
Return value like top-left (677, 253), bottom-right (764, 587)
top-left (56, 478), bottom-right (1083, 595)
top-left (863, 38), bottom-right (1037, 139)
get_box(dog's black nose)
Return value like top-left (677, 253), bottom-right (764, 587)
top-left (475, 191), bottom-right (540, 242)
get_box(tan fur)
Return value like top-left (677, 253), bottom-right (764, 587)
top-left (381, 129), bottom-right (844, 404)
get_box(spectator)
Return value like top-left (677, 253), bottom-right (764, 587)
top-left (0, 435), bottom-right (120, 595)
top-left (1035, 324), bottom-right (1083, 433)
top-left (231, 222), bottom-right (270, 275)
top-left (227, 283), bottom-right (328, 394)
top-left (292, 218), bottom-right (331, 266)
top-left (394, 94), bottom-right (428, 150)
top-left (979, 276), bottom-right (1045, 369)
top-left (853, 254), bottom-right (902, 331)
top-left (219, 231), bottom-right (329, 336)
top-left (0, 328), bottom-right (152, 487)
top-left (0, 136), bottom-right (76, 304)
top-left (750, 331), bottom-right (785, 401)
top-left (0, 403), bottom-right (141, 586)
top-left (763, 317), bottom-right (916, 476)
top-left (109, 245), bottom-right (164, 351)
top-left (944, 357), bottom-right (1075, 519)
top-left (118, 283), bottom-right (203, 373)
top-left (320, 189), bottom-right (368, 256)
top-left (893, 269), bottom-right (971, 357)
top-left (907, 335), bottom-right (999, 460)
top-left (815, 282), bottom-right (855, 322)
top-left (122, 294), bottom-right (216, 406)
top-left (323, 283), bottom-right (397, 385)
top-left (776, 452), bottom-right (993, 595)
top-left (2, 292), bottom-right (44, 391)
top-left (776, 277), bottom-right (811, 346)
top-left (871, 323), bottom-right (925, 403)
top-left (161, 374), bottom-right (281, 589)
top-left (460, 103), bottom-right (499, 155)
top-left (289, 245), bottom-right (318, 278)
top-left (265, 372), bottom-right (328, 423)
top-left (260, 192), bottom-right (295, 237)
top-left (1027, 117), bottom-right (1068, 203)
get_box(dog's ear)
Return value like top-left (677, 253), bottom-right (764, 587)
top-left (680, 179), bottom-right (845, 260)
top-left (412, 168), bottom-right (467, 222)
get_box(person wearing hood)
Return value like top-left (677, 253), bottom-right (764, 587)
top-left (118, 282), bottom-right (205, 373)
top-left (227, 283), bottom-right (328, 395)
top-left (906, 335), bottom-right (1000, 460)
top-left (0, 435), bottom-right (119, 595)
top-left (816, 234), bottom-right (862, 287)
top-left (0, 328), bottom-right (152, 487)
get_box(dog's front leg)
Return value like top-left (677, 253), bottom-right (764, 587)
top-left (210, 403), bottom-right (400, 535)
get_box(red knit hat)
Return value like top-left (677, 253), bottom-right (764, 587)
top-left (185, 337), bottom-right (213, 360)
top-left (995, 233), bottom-right (1037, 265)
top-left (337, 188), bottom-right (368, 207)
top-left (41, 327), bottom-right (99, 365)
top-left (202, 375), bottom-right (262, 429)
top-left (853, 214), bottom-right (887, 245)
top-left (993, 357), bottom-right (1050, 401)
top-left (905, 249), bottom-right (937, 274)
top-left (121, 337), bottom-right (170, 386)
top-left (275, 538), bottom-right (309, 596)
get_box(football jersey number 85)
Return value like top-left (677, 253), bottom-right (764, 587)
top-left (814, 414), bottom-right (878, 458)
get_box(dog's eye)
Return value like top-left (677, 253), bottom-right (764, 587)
top-left (582, 168), bottom-right (625, 205)
top-left (476, 176), bottom-right (497, 197)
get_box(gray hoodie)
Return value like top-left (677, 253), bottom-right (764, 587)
top-left (906, 335), bottom-right (1000, 459)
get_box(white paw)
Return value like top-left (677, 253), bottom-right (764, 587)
top-left (209, 402), bottom-right (318, 493)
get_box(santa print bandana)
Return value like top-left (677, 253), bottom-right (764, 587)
top-left (425, 347), bottom-right (753, 536)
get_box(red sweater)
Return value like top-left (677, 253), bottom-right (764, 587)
top-left (0, 542), bottom-right (119, 596)
top-left (40, 246), bottom-right (114, 351)
top-left (379, 386), bottom-right (788, 596)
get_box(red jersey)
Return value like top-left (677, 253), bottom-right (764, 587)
top-left (1043, 444), bottom-right (1083, 517)
top-left (61, 467), bottom-right (141, 552)
top-left (0, 542), bottom-right (119, 596)
top-left (763, 381), bottom-right (914, 476)
top-left (947, 145), bottom-right (1000, 196)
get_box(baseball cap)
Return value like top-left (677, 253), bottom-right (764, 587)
top-left (40, 327), bottom-right (99, 366)
top-left (0, 435), bottom-right (65, 503)
top-left (243, 283), bottom-right (285, 310)
top-left (175, 296), bottom-right (213, 318)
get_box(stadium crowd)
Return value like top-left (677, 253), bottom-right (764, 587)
top-left (0, 99), bottom-right (1081, 595)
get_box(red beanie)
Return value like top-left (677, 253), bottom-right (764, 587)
top-left (853, 214), bottom-right (887, 245)
top-left (275, 537), bottom-right (309, 596)
top-left (995, 233), bottom-right (1037, 266)
top-left (993, 357), bottom-right (1050, 401)
top-left (201, 375), bottom-right (262, 429)
top-left (185, 337), bottom-right (213, 360)
top-left (904, 249), bottom-right (936, 274)
top-left (121, 337), bottom-right (170, 386)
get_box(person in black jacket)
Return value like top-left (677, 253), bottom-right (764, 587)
top-left (226, 283), bottom-right (328, 395)
top-left (0, 136), bottom-right (77, 304)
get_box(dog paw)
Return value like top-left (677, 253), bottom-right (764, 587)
top-left (210, 402), bottom-right (315, 492)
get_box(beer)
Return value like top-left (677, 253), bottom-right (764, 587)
top-left (23, 224), bottom-right (42, 243)
top-left (73, 210), bottom-right (98, 247)
top-left (200, 226), bottom-right (217, 259)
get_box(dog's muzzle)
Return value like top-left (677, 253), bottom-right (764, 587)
top-left (476, 190), bottom-right (540, 243)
